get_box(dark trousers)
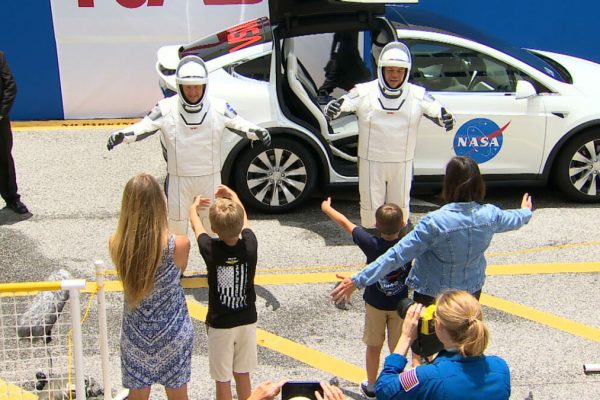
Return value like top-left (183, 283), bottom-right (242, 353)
top-left (413, 289), bottom-right (482, 306)
top-left (0, 117), bottom-right (19, 204)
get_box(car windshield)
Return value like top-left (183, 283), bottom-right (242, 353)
top-left (387, 6), bottom-right (569, 83)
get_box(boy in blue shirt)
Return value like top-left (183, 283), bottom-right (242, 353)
top-left (321, 198), bottom-right (412, 399)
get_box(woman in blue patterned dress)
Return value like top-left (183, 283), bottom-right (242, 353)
top-left (109, 174), bottom-right (193, 400)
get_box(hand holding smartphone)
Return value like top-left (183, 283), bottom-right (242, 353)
top-left (281, 381), bottom-right (323, 400)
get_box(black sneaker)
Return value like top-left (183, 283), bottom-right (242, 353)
top-left (360, 381), bottom-right (376, 399)
top-left (7, 200), bottom-right (29, 214)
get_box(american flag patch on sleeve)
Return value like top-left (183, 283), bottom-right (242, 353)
top-left (399, 369), bottom-right (420, 392)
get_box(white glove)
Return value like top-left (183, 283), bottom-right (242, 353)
top-left (324, 98), bottom-right (344, 120)
top-left (250, 128), bottom-right (271, 147)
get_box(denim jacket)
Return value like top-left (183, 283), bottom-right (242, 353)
top-left (352, 202), bottom-right (532, 297)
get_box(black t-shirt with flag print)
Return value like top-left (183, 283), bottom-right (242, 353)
top-left (198, 229), bottom-right (257, 329)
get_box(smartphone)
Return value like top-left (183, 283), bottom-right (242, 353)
top-left (281, 381), bottom-right (323, 400)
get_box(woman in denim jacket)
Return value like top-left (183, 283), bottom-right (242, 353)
top-left (331, 156), bottom-right (533, 306)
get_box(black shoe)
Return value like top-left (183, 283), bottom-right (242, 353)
top-left (7, 200), bottom-right (29, 214)
top-left (360, 381), bottom-right (376, 399)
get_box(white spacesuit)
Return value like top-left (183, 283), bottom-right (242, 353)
top-left (107, 55), bottom-right (271, 234)
top-left (325, 42), bottom-right (454, 228)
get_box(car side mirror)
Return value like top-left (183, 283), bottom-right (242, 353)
top-left (515, 80), bottom-right (537, 99)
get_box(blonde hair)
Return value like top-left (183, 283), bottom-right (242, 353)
top-left (435, 290), bottom-right (489, 357)
top-left (209, 198), bottom-right (244, 239)
top-left (109, 174), bottom-right (168, 309)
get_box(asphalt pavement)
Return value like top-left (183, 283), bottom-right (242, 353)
top-left (1, 126), bottom-right (599, 399)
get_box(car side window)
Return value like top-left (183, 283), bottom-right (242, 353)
top-left (405, 40), bottom-right (538, 93)
top-left (407, 41), bottom-right (470, 92)
top-left (230, 53), bottom-right (271, 82)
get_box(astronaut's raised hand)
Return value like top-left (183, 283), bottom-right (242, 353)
top-left (107, 131), bottom-right (136, 150)
top-left (441, 107), bottom-right (455, 132)
top-left (107, 132), bottom-right (124, 151)
top-left (251, 127), bottom-right (271, 147)
top-left (324, 98), bottom-right (344, 120)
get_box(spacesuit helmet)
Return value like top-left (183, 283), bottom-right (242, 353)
top-left (377, 42), bottom-right (412, 98)
top-left (175, 55), bottom-right (208, 113)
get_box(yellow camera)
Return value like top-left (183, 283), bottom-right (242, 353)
top-left (397, 298), bottom-right (436, 335)
top-left (397, 298), bottom-right (443, 357)
top-left (419, 304), bottom-right (436, 335)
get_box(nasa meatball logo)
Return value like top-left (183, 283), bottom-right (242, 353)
top-left (453, 118), bottom-right (511, 163)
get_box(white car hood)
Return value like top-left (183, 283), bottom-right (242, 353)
top-left (533, 49), bottom-right (600, 95)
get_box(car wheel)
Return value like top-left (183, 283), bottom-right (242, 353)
top-left (234, 138), bottom-right (317, 212)
top-left (554, 130), bottom-right (600, 202)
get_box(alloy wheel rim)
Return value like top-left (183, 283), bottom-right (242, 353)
top-left (246, 148), bottom-right (308, 207)
top-left (569, 138), bottom-right (600, 196)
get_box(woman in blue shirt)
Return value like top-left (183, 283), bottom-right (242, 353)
top-left (376, 290), bottom-right (510, 399)
top-left (331, 156), bottom-right (533, 306)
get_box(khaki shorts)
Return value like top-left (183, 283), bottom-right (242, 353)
top-left (207, 323), bottom-right (257, 382)
top-left (363, 303), bottom-right (403, 348)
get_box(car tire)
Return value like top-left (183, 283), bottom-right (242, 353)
top-left (234, 138), bottom-right (318, 212)
top-left (554, 130), bottom-right (600, 202)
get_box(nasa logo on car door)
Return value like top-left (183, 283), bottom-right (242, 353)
top-left (453, 118), bottom-right (511, 163)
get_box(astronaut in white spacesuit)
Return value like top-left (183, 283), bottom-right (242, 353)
top-left (107, 55), bottom-right (271, 234)
top-left (325, 41), bottom-right (454, 228)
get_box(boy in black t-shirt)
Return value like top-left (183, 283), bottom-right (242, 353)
top-left (321, 198), bottom-right (411, 400)
top-left (189, 185), bottom-right (257, 400)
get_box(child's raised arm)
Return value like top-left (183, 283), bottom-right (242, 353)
top-left (188, 195), bottom-right (211, 239)
top-left (321, 197), bottom-right (356, 235)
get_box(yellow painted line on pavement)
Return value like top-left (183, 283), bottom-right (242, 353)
top-left (180, 272), bottom-right (360, 287)
top-left (102, 263), bottom-right (363, 276)
top-left (486, 262), bottom-right (600, 275)
top-left (185, 300), bottom-right (366, 384)
top-left (256, 264), bottom-right (365, 273)
top-left (481, 293), bottom-right (600, 344)
top-left (186, 300), bottom-right (208, 320)
top-left (87, 261), bottom-right (600, 293)
top-left (257, 328), bottom-right (366, 384)
top-left (84, 272), bottom-right (353, 293)
top-left (182, 277), bottom-right (207, 288)
top-left (12, 119), bottom-right (140, 132)
top-left (83, 273), bottom-right (353, 293)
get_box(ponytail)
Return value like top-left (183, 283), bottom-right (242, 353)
top-left (457, 317), bottom-right (489, 357)
top-left (435, 291), bottom-right (489, 357)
